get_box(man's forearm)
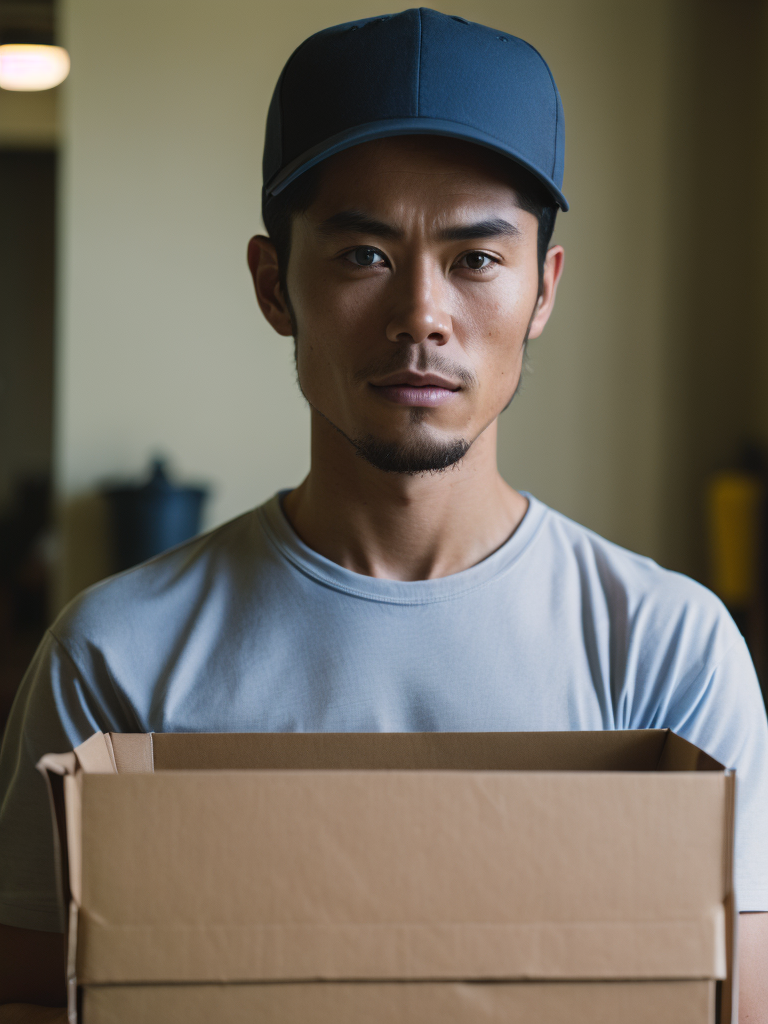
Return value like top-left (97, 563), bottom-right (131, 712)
top-left (739, 912), bottom-right (768, 1022)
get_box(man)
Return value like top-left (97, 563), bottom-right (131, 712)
top-left (1, 9), bottom-right (767, 1017)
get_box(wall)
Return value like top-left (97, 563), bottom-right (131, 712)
top-left (491, 0), bottom-right (671, 560)
top-left (0, 88), bottom-right (58, 148)
top-left (662, 0), bottom-right (768, 579)
top-left (0, 88), bottom-right (58, 511)
top-left (0, 151), bottom-right (56, 510)
top-left (56, 0), bottom-right (718, 604)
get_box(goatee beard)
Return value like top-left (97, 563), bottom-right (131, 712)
top-left (349, 432), bottom-right (471, 475)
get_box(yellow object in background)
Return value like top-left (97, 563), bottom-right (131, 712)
top-left (707, 472), bottom-right (763, 608)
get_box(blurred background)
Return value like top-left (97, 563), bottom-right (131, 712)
top-left (2, 0), bottom-right (768, 731)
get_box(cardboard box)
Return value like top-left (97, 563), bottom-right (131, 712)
top-left (38, 729), bottom-right (735, 1024)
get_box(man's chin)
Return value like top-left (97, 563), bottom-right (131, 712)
top-left (305, 398), bottom-right (471, 474)
top-left (350, 432), bottom-right (471, 475)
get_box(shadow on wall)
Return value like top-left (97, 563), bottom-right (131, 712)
top-left (0, 477), bottom-right (54, 734)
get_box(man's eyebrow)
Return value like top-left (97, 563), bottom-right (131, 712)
top-left (317, 212), bottom-right (523, 243)
top-left (318, 210), bottom-right (401, 239)
top-left (436, 218), bottom-right (522, 241)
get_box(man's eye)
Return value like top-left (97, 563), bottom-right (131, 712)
top-left (345, 246), bottom-right (386, 267)
top-left (458, 252), bottom-right (496, 271)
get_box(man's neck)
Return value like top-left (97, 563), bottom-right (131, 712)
top-left (281, 413), bottom-right (528, 581)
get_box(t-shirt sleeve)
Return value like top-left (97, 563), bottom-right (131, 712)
top-left (661, 633), bottom-right (768, 912)
top-left (0, 630), bottom-right (118, 932)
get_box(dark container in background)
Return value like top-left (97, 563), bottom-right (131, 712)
top-left (104, 460), bottom-right (208, 572)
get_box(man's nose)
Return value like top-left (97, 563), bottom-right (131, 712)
top-left (385, 262), bottom-right (453, 346)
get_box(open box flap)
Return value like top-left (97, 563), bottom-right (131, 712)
top-left (146, 728), bottom-right (727, 772)
top-left (44, 728), bottom-right (727, 776)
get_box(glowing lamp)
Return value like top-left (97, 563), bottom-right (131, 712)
top-left (0, 43), bottom-right (70, 91)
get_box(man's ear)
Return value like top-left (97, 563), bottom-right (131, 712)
top-left (247, 235), bottom-right (294, 337)
top-left (527, 245), bottom-right (565, 340)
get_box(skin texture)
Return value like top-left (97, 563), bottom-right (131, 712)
top-left (740, 913), bottom-right (768, 1022)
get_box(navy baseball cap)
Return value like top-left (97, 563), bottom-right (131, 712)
top-left (263, 8), bottom-right (568, 212)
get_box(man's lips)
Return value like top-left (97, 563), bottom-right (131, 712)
top-left (369, 373), bottom-right (462, 408)
top-left (369, 375), bottom-right (460, 408)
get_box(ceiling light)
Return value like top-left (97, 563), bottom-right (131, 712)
top-left (0, 43), bottom-right (70, 91)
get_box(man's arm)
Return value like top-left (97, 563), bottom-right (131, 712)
top-left (740, 912), bottom-right (768, 1023)
top-left (0, 924), bottom-right (65, 1007)
top-left (0, 630), bottom-right (119, 1013)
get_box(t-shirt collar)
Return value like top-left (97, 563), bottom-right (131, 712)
top-left (257, 490), bottom-right (547, 605)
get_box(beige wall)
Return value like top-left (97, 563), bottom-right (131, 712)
top-left (56, 0), bottom-right (705, 604)
top-left (660, 1), bottom-right (768, 582)
top-left (0, 87), bottom-right (58, 518)
top-left (0, 88), bottom-right (58, 147)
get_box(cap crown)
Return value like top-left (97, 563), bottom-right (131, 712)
top-left (263, 8), bottom-right (566, 210)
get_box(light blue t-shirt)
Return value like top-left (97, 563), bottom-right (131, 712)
top-left (2, 493), bottom-right (768, 931)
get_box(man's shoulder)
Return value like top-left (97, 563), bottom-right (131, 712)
top-left (535, 501), bottom-right (738, 650)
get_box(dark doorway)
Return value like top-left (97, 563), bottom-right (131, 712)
top-left (0, 149), bottom-right (56, 734)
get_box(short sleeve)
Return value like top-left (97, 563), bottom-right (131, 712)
top-left (662, 634), bottom-right (768, 911)
top-left (0, 631), bottom-right (117, 932)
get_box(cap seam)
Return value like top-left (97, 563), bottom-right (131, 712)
top-left (511, 36), bottom-right (560, 180)
top-left (415, 9), bottom-right (423, 116)
top-left (274, 67), bottom-right (284, 181)
top-left (271, 37), bottom-right (314, 182)
top-left (268, 23), bottom-right (356, 184)
top-left (552, 78), bottom-right (559, 179)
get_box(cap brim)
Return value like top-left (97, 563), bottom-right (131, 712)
top-left (264, 117), bottom-right (568, 212)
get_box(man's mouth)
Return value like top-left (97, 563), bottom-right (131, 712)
top-left (369, 372), bottom-right (462, 408)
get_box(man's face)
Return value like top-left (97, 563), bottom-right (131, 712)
top-left (270, 136), bottom-right (559, 473)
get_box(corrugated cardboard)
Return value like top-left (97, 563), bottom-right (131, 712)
top-left (38, 730), bottom-right (735, 1024)
top-left (81, 980), bottom-right (716, 1024)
